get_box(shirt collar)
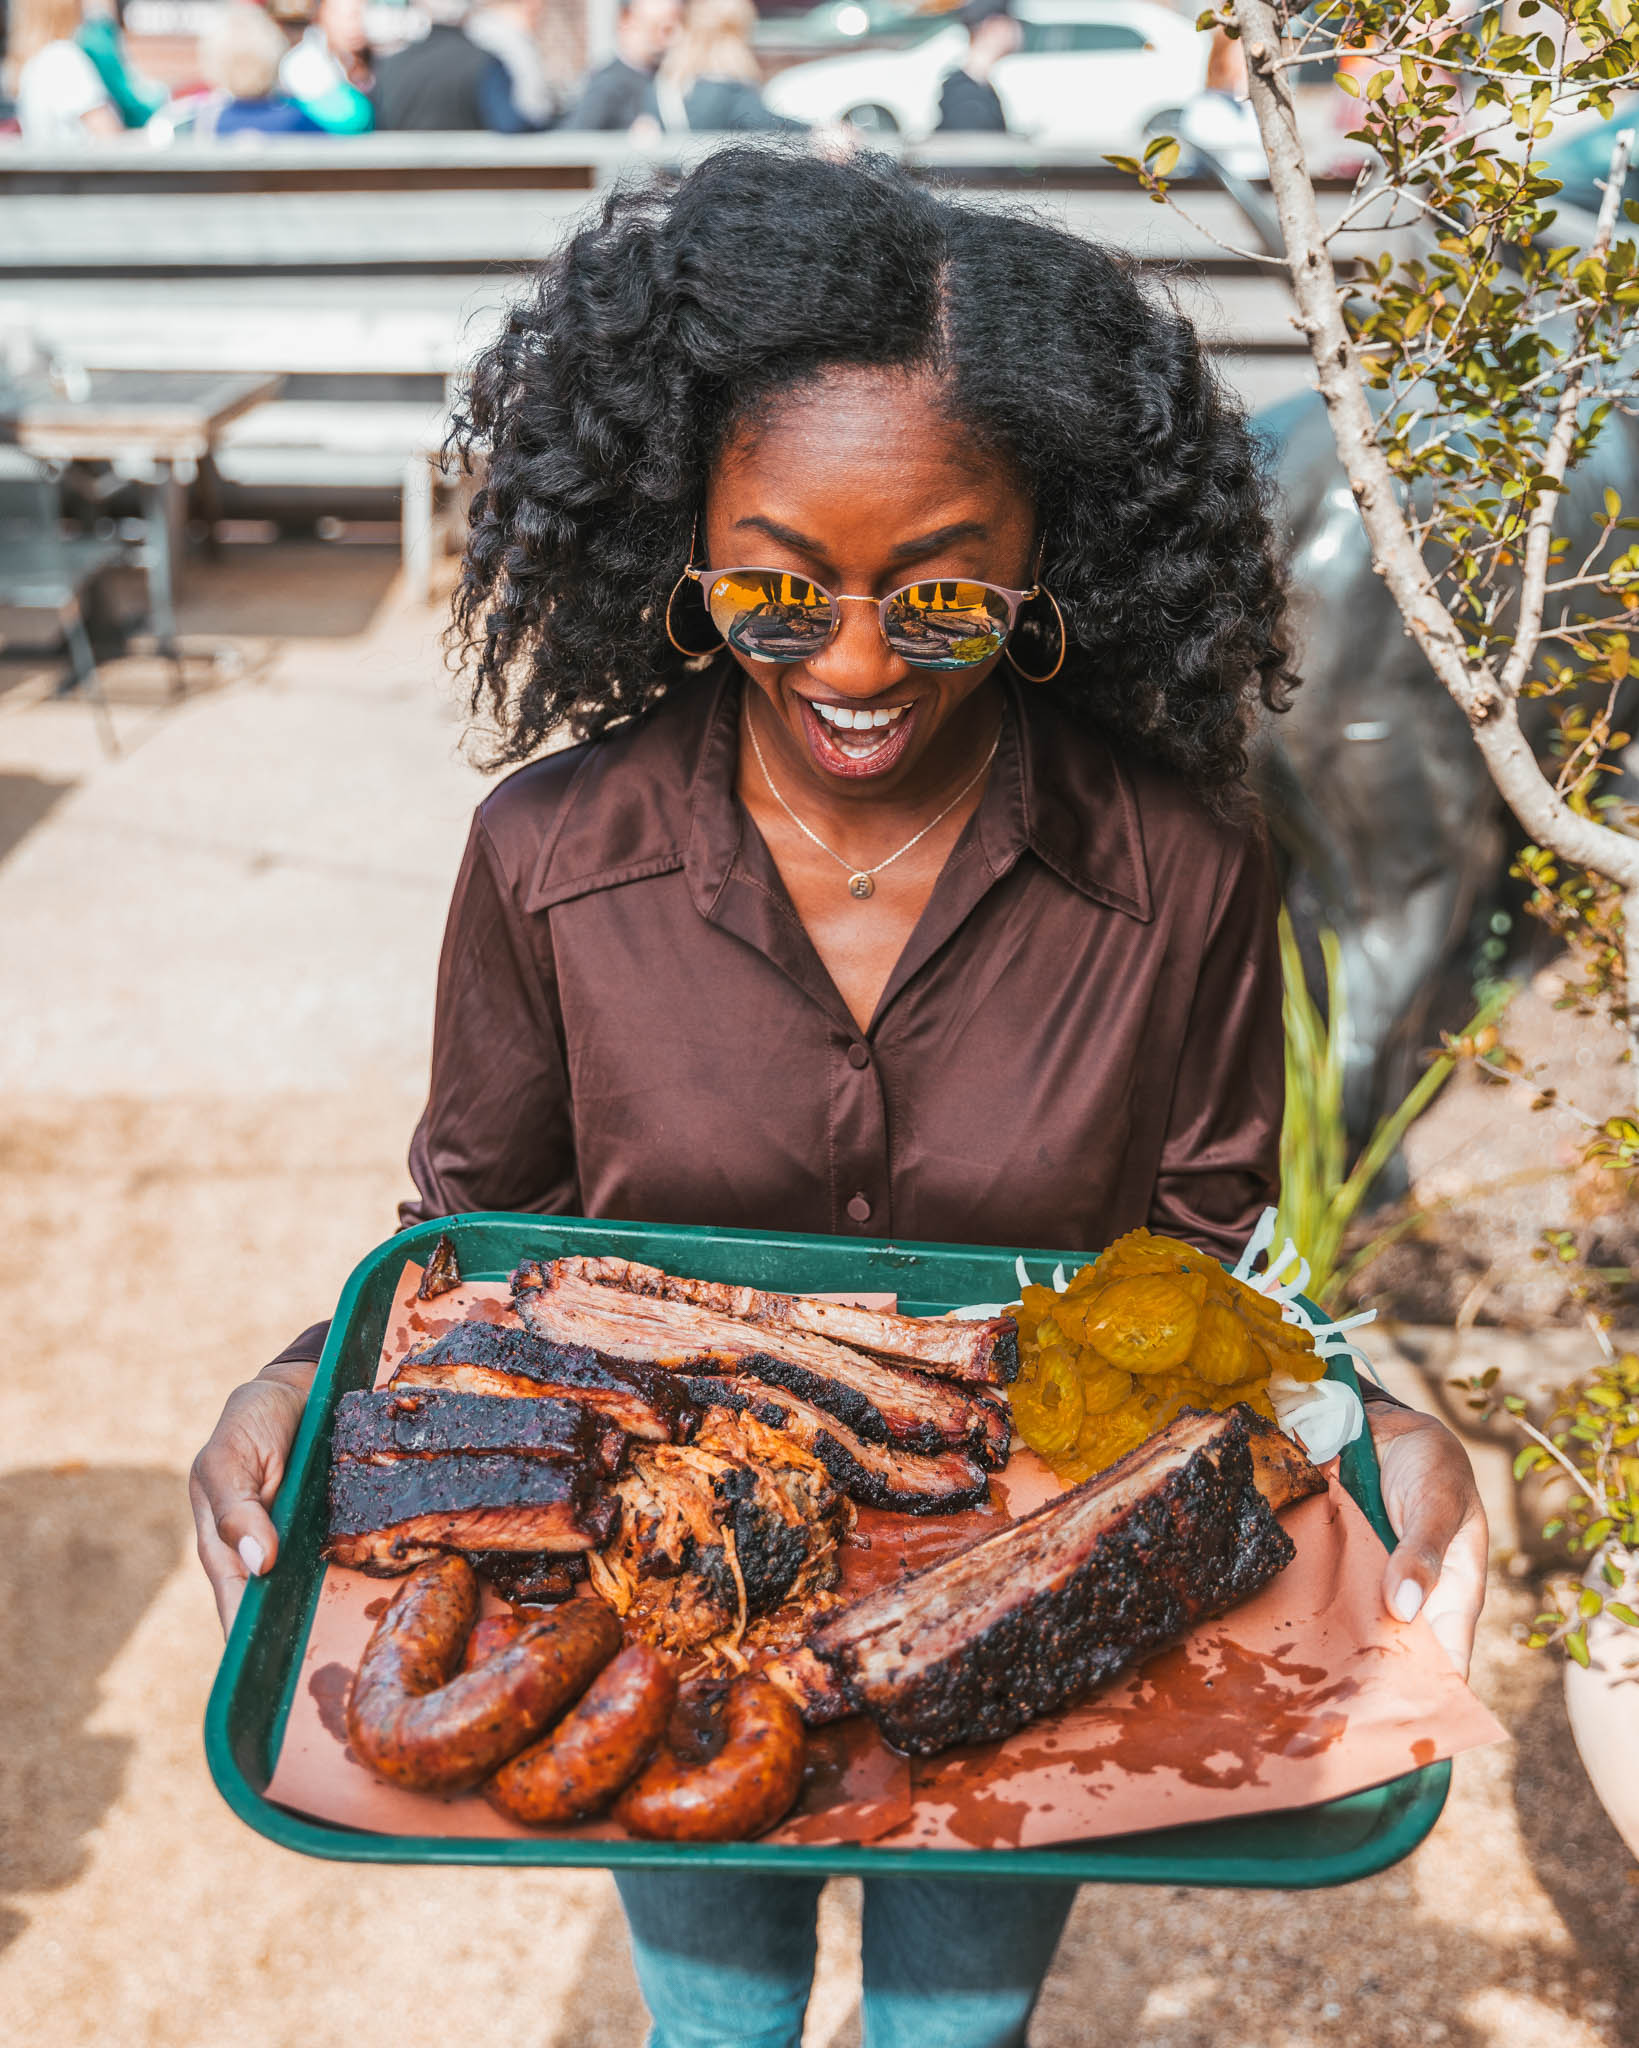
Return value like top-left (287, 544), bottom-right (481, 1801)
top-left (528, 666), bottom-right (1152, 926)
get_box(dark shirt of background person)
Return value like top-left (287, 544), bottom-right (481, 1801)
top-left (371, 0), bottom-right (531, 131)
top-left (563, 0), bottom-right (681, 129)
top-left (656, 0), bottom-right (803, 133)
top-left (935, 0), bottom-right (1020, 134)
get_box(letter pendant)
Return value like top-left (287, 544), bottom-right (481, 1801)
top-left (848, 873), bottom-right (876, 900)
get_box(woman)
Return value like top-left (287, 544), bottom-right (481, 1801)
top-left (191, 148), bottom-right (1487, 2048)
top-left (9, 0), bottom-right (121, 141)
top-left (655, 0), bottom-right (800, 131)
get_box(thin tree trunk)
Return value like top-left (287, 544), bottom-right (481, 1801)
top-left (1230, 0), bottom-right (1639, 1106)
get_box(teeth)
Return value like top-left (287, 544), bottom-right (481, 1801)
top-left (813, 702), bottom-right (907, 733)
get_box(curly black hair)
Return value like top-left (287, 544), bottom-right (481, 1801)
top-left (449, 145), bottom-right (1295, 797)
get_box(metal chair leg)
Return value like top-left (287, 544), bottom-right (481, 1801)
top-left (62, 595), bottom-right (118, 756)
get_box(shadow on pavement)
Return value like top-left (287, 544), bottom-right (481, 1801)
top-left (1512, 1650), bottom-right (1639, 2047)
top-left (0, 1465), bottom-right (186, 1957)
top-left (0, 771), bottom-right (75, 872)
top-left (177, 541), bottom-right (401, 641)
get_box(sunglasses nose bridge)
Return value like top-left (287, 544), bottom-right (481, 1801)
top-left (806, 589), bottom-right (905, 692)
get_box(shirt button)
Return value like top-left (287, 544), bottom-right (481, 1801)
top-left (846, 1042), bottom-right (871, 1070)
top-left (846, 1193), bottom-right (872, 1224)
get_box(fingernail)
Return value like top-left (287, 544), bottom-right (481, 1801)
top-left (238, 1535), bottom-right (266, 1578)
top-left (1391, 1579), bottom-right (1424, 1623)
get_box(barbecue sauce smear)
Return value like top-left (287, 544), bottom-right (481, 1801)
top-left (908, 1635), bottom-right (1363, 1847)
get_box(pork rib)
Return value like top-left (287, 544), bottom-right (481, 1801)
top-left (333, 1387), bottom-right (626, 1476)
top-left (325, 1452), bottom-right (619, 1574)
top-left (390, 1319), bottom-right (697, 1443)
top-left (804, 1406), bottom-right (1325, 1754)
top-left (681, 1376), bottom-right (992, 1516)
top-left (546, 1254), bottom-right (1019, 1385)
top-left (513, 1264), bottom-right (1009, 1467)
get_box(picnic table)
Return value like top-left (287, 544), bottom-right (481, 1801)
top-left (0, 368), bottom-right (283, 659)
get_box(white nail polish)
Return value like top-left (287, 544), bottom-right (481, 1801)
top-left (238, 1535), bottom-right (266, 1578)
top-left (1392, 1579), bottom-right (1423, 1622)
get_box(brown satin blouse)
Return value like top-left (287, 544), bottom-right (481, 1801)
top-left (275, 672), bottom-right (1282, 1366)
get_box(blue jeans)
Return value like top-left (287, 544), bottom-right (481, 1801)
top-left (615, 1871), bottom-right (1077, 2048)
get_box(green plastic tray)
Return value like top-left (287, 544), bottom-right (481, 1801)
top-left (205, 1212), bottom-right (1450, 1885)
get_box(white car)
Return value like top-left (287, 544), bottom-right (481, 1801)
top-left (763, 0), bottom-right (1209, 150)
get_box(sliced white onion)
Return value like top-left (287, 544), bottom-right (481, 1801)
top-left (1268, 1373), bottom-right (1364, 1464)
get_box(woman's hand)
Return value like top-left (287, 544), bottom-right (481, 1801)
top-left (1368, 1402), bottom-right (1489, 1678)
top-left (189, 1361), bottom-right (315, 1636)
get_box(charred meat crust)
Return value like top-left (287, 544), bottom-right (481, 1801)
top-left (325, 1451), bottom-right (618, 1570)
top-left (545, 1254), bottom-right (1020, 1385)
top-left (683, 1378), bottom-right (992, 1516)
top-left (462, 1550), bottom-right (588, 1604)
top-left (807, 1407), bottom-right (1323, 1755)
top-left (710, 1350), bottom-right (1011, 1471)
top-left (416, 1233), bottom-right (462, 1300)
top-left (393, 1319), bottom-right (698, 1442)
top-left (333, 1388), bottom-right (625, 1475)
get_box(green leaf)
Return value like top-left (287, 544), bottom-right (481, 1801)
top-left (1606, 487), bottom-right (1623, 520)
top-left (1565, 1625), bottom-right (1591, 1667)
top-left (1607, 1603), bottom-right (1639, 1627)
top-left (1579, 1587), bottom-right (1605, 1617)
top-left (1337, 69), bottom-right (1361, 98)
top-left (1146, 140), bottom-right (1180, 179)
top-left (1514, 1444), bottom-right (1547, 1479)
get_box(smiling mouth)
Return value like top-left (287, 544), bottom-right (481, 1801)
top-left (799, 697), bottom-right (917, 776)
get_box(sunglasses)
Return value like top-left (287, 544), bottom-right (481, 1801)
top-left (683, 566), bottom-right (1040, 670)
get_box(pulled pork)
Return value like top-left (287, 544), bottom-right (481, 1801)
top-left (589, 1412), bottom-right (852, 1668)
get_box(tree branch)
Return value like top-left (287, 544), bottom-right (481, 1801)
top-left (1231, 0), bottom-right (1639, 938)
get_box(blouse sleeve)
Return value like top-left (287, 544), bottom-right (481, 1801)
top-left (400, 812), bottom-right (579, 1226)
top-left (1146, 824), bottom-right (1284, 1262)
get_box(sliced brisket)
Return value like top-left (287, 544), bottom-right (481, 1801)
top-left (513, 1265), bottom-right (1009, 1467)
top-left (683, 1376), bottom-right (992, 1516)
top-left (546, 1254), bottom-right (1019, 1384)
top-left (390, 1318), bottom-right (697, 1442)
top-left (325, 1452), bottom-right (618, 1574)
top-left (333, 1386), bottom-right (625, 1475)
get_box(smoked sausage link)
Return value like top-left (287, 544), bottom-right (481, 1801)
top-left (486, 1644), bottom-right (678, 1826)
top-left (615, 1676), bottom-right (806, 1841)
top-left (346, 1557), bottom-right (622, 1793)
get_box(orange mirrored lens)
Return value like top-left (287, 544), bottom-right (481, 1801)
top-left (883, 581), bottom-right (1010, 667)
top-left (706, 571), bottom-right (835, 660)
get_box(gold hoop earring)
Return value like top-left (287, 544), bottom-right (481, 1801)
top-left (1007, 586), bottom-right (1066, 685)
top-left (665, 567), bottom-right (724, 658)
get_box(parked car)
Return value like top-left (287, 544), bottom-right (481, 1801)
top-left (753, 0), bottom-right (956, 58)
top-left (762, 0), bottom-right (1208, 146)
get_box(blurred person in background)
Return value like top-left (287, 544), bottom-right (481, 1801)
top-left (198, 0), bottom-right (322, 134)
top-left (8, 0), bottom-right (121, 139)
top-left (655, 0), bottom-right (802, 132)
top-left (934, 0), bottom-right (1019, 133)
top-left (76, 0), bottom-right (163, 128)
top-left (280, 0), bottom-right (373, 132)
top-left (467, 0), bottom-right (557, 129)
top-left (562, 0), bottom-right (679, 131)
top-left (371, 0), bottom-right (532, 129)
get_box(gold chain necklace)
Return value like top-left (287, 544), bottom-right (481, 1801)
top-left (745, 703), bottom-right (1001, 901)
